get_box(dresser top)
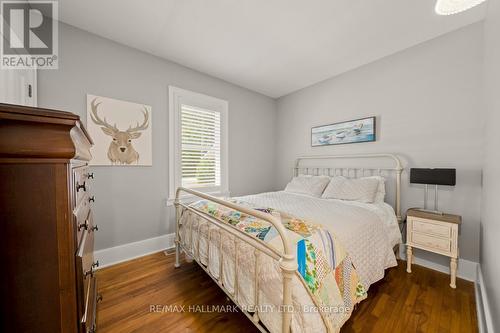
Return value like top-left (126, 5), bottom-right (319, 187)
top-left (0, 103), bottom-right (93, 161)
top-left (407, 208), bottom-right (461, 224)
top-left (0, 102), bottom-right (79, 120)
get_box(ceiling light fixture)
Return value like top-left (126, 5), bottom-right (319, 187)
top-left (435, 0), bottom-right (487, 15)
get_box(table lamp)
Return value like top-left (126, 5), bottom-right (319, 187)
top-left (410, 168), bottom-right (456, 215)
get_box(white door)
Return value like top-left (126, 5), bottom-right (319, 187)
top-left (0, 68), bottom-right (37, 107)
top-left (0, 25), bottom-right (37, 107)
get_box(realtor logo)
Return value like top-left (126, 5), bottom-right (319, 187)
top-left (1, 1), bottom-right (58, 69)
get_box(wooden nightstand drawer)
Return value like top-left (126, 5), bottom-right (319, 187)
top-left (411, 218), bottom-right (451, 238)
top-left (410, 231), bottom-right (451, 253)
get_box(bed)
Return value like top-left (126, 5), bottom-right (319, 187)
top-left (174, 154), bottom-right (403, 333)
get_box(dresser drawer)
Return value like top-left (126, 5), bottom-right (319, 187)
top-left (81, 276), bottom-right (99, 333)
top-left (74, 166), bottom-right (92, 207)
top-left (75, 198), bottom-right (91, 246)
top-left (74, 191), bottom-right (90, 218)
top-left (411, 218), bottom-right (451, 238)
top-left (76, 206), bottom-right (99, 333)
top-left (410, 231), bottom-right (451, 253)
top-left (77, 223), bottom-right (95, 279)
top-left (76, 214), bottom-right (98, 303)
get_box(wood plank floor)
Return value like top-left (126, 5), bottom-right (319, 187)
top-left (96, 252), bottom-right (477, 333)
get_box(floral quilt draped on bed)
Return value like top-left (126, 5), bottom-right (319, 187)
top-left (186, 199), bottom-right (367, 331)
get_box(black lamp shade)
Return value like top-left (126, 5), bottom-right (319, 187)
top-left (410, 168), bottom-right (456, 186)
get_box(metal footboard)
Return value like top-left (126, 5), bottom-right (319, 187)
top-left (174, 187), bottom-right (297, 333)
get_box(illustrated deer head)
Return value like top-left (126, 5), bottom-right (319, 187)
top-left (89, 98), bottom-right (149, 164)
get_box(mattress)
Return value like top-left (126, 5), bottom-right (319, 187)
top-left (179, 191), bottom-right (401, 333)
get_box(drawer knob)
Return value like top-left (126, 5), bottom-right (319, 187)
top-left (84, 267), bottom-right (95, 278)
top-left (88, 196), bottom-right (95, 203)
top-left (91, 225), bottom-right (99, 232)
top-left (92, 260), bottom-right (99, 269)
top-left (78, 220), bottom-right (89, 231)
top-left (87, 173), bottom-right (94, 179)
top-left (97, 294), bottom-right (103, 303)
top-left (76, 181), bottom-right (86, 192)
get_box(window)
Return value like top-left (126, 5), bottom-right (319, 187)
top-left (181, 105), bottom-right (221, 189)
top-left (169, 86), bottom-right (228, 202)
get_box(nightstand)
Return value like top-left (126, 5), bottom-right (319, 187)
top-left (406, 208), bottom-right (461, 288)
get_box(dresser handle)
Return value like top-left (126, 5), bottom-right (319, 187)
top-left (84, 267), bottom-right (95, 278)
top-left (97, 294), bottom-right (103, 303)
top-left (76, 181), bottom-right (86, 192)
top-left (87, 173), bottom-right (94, 179)
top-left (88, 196), bottom-right (95, 203)
top-left (92, 260), bottom-right (99, 269)
top-left (91, 225), bottom-right (99, 232)
top-left (78, 220), bottom-right (89, 231)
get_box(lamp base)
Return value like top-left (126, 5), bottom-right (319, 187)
top-left (419, 184), bottom-right (443, 215)
top-left (412, 207), bottom-right (444, 216)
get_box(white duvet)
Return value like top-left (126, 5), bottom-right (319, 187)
top-left (179, 191), bottom-right (401, 332)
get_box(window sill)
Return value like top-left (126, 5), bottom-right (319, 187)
top-left (166, 190), bottom-right (231, 207)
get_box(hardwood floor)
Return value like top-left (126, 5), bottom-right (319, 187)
top-left (96, 252), bottom-right (478, 333)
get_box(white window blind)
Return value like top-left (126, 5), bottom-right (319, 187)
top-left (168, 86), bottom-right (228, 201)
top-left (180, 104), bottom-right (221, 189)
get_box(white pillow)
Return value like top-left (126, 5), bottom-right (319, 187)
top-left (321, 176), bottom-right (379, 203)
top-left (363, 176), bottom-right (386, 203)
top-left (284, 175), bottom-right (331, 198)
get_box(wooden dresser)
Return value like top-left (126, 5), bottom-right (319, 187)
top-left (0, 103), bottom-right (100, 332)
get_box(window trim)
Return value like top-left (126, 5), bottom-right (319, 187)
top-left (168, 86), bottom-right (229, 204)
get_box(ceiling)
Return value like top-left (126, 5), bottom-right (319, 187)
top-left (58, 0), bottom-right (486, 98)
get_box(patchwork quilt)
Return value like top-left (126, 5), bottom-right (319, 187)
top-left (186, 199), bottom-right (367, 332)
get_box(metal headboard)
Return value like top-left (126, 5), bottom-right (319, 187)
top-left (294, 154), bottom-right (403, 222)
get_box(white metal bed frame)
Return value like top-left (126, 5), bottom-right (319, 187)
top-left (174, 153), bottom-right (403, 333)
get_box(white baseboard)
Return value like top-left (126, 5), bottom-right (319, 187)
top-left (413, 256), bottom-right (477, 281)
top-left (399, 248), bottom-right (478, 281)
top-left (476, 265), bottom-right (494, 333)
top-left (95, 233), bottom-right (175, 269)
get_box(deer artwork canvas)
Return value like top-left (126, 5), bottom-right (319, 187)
top-left (86, 95), bottom-right (152, 166)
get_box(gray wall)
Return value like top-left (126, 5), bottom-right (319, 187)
top-left (482, 1), bottom-right (500, 330)
top-left (275, 23), bottom-right (485, 264)
top-left (38, 23), bottom-right (277, 250)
